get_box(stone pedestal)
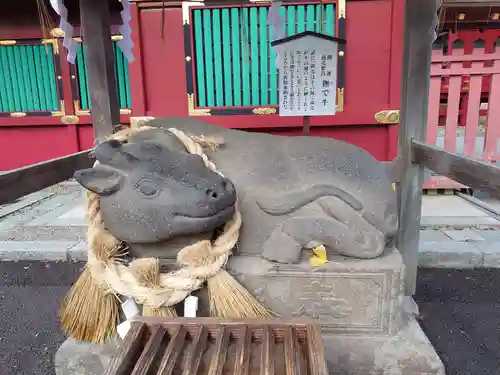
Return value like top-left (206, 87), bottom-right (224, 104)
top-left (55, 338), bottom-right (119, 375)
top-left (55, 248), bottom-right (445, 375)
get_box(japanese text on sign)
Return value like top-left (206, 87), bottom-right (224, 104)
top-left (277, 37), bottom-right (338, 116)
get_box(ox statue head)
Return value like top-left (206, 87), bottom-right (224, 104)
top-left (74, 136), bottom-right (237, 244)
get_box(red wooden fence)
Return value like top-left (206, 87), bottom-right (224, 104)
top-left (425, 47), bottom-right (500, 190)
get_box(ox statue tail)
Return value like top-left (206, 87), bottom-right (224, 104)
top-left (254, 184), bottom-right (363, 216)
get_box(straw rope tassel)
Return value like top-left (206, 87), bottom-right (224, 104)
top-left (59, 189), bottom-right (122, 343)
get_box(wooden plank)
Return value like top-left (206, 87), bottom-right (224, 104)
top-left (283, 327), bottom-right (299, 375)
top-left (431, 50), bottom-right (500, 63)
top-left (241, 8), bottom-right (251, 107)
top-left (207, 326), bottom-right (230, 375)
top-left (212, 9), bottom-right (224, 107)
top-left (79, 0), bottom-right (119, 141)
top-left (463, 61), bottom-right (483, 156)
top-left (396, 0), bottom-right (437, 296)
top-left (305, 325), bottom-right (328, 375)
top-left (0, 150), bottom-right (92, 205)
top-left (193, 10), bottom-right (207, 107)
top-left (250, 7), bottom-right (260, 106)
top-left (222, 9), bottom-right (233, 107)
top-left (426, 71), bottom-right (442, 145)
top-left (442, 0), bottom-right (500, 5)
top-left (104, 322), bottom-right (148, 375)
top-left (130, 317), bottom-right (317, 328)
top-left (260, 326), bottom-right (275, 375)
top-left (412, 139), bottom-right (500, 196)
top-left (483, 59), bottom-right (500, 162)
top-left (156, 326), bottom-right (186, 375)
top-left (181, 325), bottom-right (208, 375)
top-left (203, 10), bottom-right (215, 107)
top-left (130, 326), bottom-right (167, 375)
top-left (430, 65), bottom-right (500, 76)
top-left (259, 7), bottom-right (269, 106)
top-left (233, 326), bottom-right (251, 375)
top-left (444, 56), bottom-right (463, 152)
top-left (231, 8), bottom-right (242, 107)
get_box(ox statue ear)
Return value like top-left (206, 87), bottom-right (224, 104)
top-left (93, 139), bottom-right (123, 164)
top-left (74, 165), bottom-right (124, 196)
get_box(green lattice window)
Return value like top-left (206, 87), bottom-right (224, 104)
top-left (0, 41), bottom-right (62, 114)
top-left (190, 3), bottom-right (336, 109)
top-left (73, 39), bottom-right (132, 112)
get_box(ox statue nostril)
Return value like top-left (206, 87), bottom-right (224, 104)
top-left (206, 189), bottom-right (219, 199)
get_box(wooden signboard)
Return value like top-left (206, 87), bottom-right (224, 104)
top-left (271, 31), bottom-right (346, 117)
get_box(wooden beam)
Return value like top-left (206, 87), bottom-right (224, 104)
top-left (442, 0), bottom-right (500, 6)
top-left (80, 0), bottom-right (120, 141)
top-left (396, 0), bottom-right (437, 297)
top-left (412, 140), bottom-right (500, 196)
top-left (0, 151), bottom-right (93, 205)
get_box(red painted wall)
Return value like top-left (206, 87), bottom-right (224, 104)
top-left (0, 0), bottom-right (405, 171)
top-left (137, 0), bottom-right (404, 160)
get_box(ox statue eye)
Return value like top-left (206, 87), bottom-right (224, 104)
top-left (135, 180), bottom-right (159, 197)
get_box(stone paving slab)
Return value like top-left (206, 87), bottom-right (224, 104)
top-left (421, 195), bottom-right (500, 227)
top-left (2, 186), bottom-right (500, 268)
top-left (0, 229), bottom-right (499, 268)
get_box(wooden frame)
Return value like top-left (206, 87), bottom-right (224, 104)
top-left (181, 0), bottom-right (345, 116)
top-left (0, 38), bottom-right (66, 118)
top-left (69, 35), bottom-right (133, 116)
top-left (104, 318), bottom-right (328, 375)
top-left (1, 0), bottom-right (500, 299)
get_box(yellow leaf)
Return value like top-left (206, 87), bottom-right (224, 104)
top-left (313, 245), bottom-right (327, 261)
top-left (309, 245), bottom-right (328, 267)
top-left (392, 183), bottom-right (396, 192)
top-left (309, 255), bottom-right (325, 267)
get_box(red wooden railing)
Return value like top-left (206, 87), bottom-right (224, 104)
top-left (425, 47), bottom-right (500, 190)
top-left (435, 30), bottom-right (500, 127)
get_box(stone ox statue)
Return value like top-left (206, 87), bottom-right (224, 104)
top-left (75, 117), bottom-right (398, 264)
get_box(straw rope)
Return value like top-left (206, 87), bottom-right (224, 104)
top-left (85, 126), bottom-right (242, 309)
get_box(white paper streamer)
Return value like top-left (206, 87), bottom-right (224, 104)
top-left (267, 1), bottom-right (285, 42)
top-left (49, 0), bottom-right (134, 64)
top-left (431, 0), bottom-right (442, 43)
top-left (183, 295), bottom-right (199, 318)
top-left (49, 0), bottom-right (77, 63)
top-left (118, 0), bottom-right (135, 62)
top-left (267, 1), bottom-right (285, 66)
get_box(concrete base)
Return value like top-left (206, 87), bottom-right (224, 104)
top-left (55, 248), bottom-right (445, 374)
top-left (323, 317), bottom-right (445, 375)
top-left (54, 317), bottom-right (444, 375)
top-left (55, 338), bottom-right (120, 375)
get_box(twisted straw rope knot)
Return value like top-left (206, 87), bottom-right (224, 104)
top-left (84, 125), bottom-right (241, 309)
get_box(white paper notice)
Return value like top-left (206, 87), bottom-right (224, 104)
top-left (276, 35), bottom-right (339, 116)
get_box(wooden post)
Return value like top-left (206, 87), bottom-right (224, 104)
top-left (397, 0), bottom-right (437, 296)
top-left (80, 0), bottom-right (120, 141)
top-left (303, 116), bottom-right (310, 135)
